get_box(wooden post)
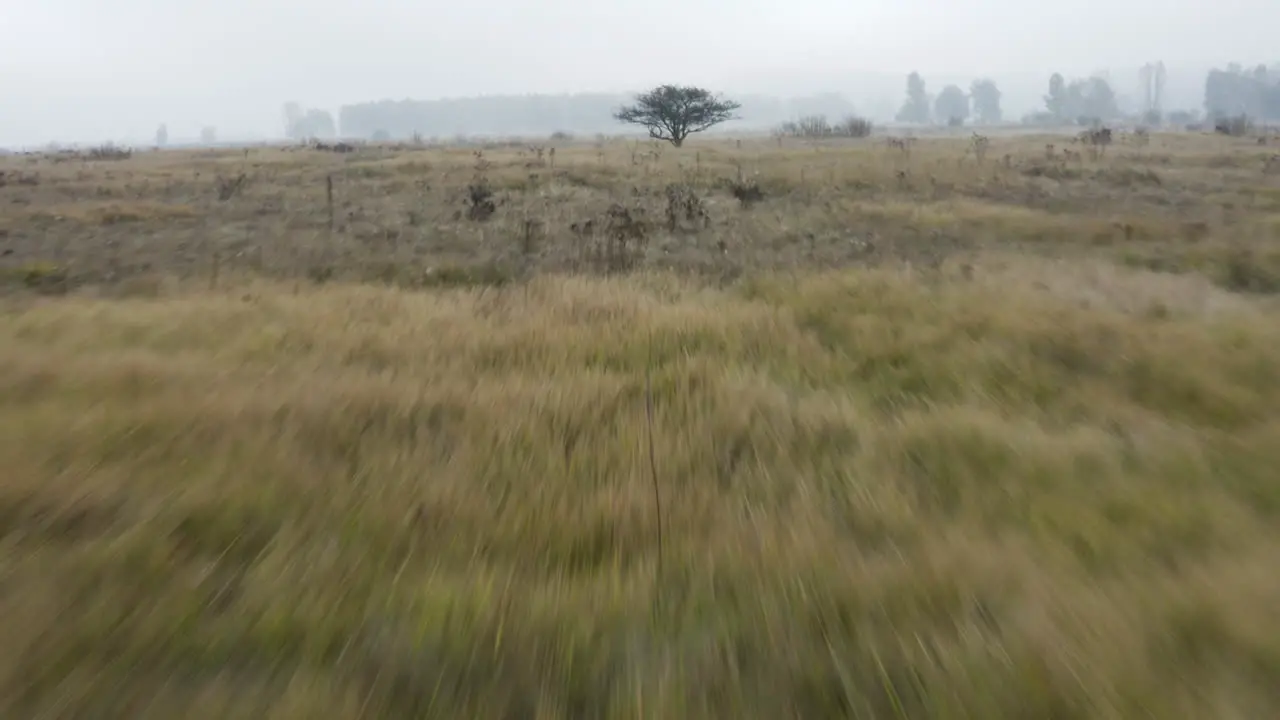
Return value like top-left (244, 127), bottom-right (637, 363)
top-left (326, 174), bottom-right (335, 232)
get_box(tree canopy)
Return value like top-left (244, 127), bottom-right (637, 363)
top-left (934, 85), bottom-right (970, 125)
top-left (1205, 65), bottom-right (1280, 120)
top-left (283, 103), bottom-right (337, 140)
top-left (969, 79), bottom-right (1002, 124)
top-left (1043, 73), bottom-right (1119, 123)
top-left (895, 72), bottom-right (931, 124)
top-left (613, 85), bottom-right (741, 147)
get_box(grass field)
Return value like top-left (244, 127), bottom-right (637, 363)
top-left (1, 130), bottom-right (1279, 718)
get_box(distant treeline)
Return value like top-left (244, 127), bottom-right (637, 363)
top-left (336, 93), bottom-right (860, 140)
top-left (1204, 64), bottom-right (1280, 121)
top-left (322, 63), bottom-right (1278, 142)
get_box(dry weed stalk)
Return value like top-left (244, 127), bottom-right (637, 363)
top-left (216, 173), bottom-right (248, 202)
top-left (886, 136), bottom-right (914, 158)
top-left (970, 133), bottom-right (991, 164)
top-left (644, 322), bottom-right (663, 583)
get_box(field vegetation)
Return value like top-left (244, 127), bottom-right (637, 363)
top-left (1, 128), bottom-right (1279, 717)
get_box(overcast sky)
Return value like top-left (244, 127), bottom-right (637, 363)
top-left (2, 0), bottom-right (1275, 145)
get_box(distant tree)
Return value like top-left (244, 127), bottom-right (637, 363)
top-left (896, 72), bottom-right (931, 124)
top-left (283, 102), bottom-right (337, 140)
top-left (1138, 61), bottom-right (1167, 114)
top-left (1045, 74), bottom-right (1118, 123)
top-left (969, 79), bottom-right (1002, 124)
top-left (199, 127), bottom-right (217, 144)
top-left (302, 110), bottom-right (336, 139)
top-left (338, 93), bottom-right (719, 140)
top-left (934, 85), bottom-right (970, 125)
top-left (154, 124), bottom-right (168, 148)
top-left (1045, 73), bottom-right (1069, 120)
top-left (613, 85), bottom-right (741, 147)
top-left (283, 102), bottom-right (305, 138)
top-left (1074, 77), bottom-right (1119, 121)
top-left (1154, 62), bottom-right (1167, 112)
top-left (1204, 64), bottom-right (1278, 120)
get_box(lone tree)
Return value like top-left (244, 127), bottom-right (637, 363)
top-left (970, 79), bottom-right (1003, 124)
top-left (895, 72), bottom-right (932, 124)
top-left (1045, 72), bottom-right (1069, 121)
top-left (614, 85), bottom-right (741, 147)
top-left (934, 84), bottom-right (970, 125)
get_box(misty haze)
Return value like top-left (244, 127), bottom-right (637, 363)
top-left (3, 0), bottom-right (1278, 144)
top-left (1, 1), bottom-right (1279, 718)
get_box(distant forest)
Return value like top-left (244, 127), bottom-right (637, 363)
top-left (310, 63), bottom-right (1278, 141)
top-left (333, 93), bottom-right (858, 140)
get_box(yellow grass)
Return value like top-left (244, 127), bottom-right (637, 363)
top-left (1, 131), bottom-right (1279, 717)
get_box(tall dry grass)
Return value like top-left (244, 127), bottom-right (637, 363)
top-left (1, 254), bottom-right (1278, 717)
top-left (4, 129), bottom-right (1279, 295)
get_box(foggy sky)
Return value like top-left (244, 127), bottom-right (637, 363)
top-left (2, 0), bottom-right (1275, 145)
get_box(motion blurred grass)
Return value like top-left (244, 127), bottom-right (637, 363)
top-left (2, 259), bottom-right (1278, 718)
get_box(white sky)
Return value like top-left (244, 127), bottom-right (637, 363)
top-left (1, 0), bottom-right (1275, 144)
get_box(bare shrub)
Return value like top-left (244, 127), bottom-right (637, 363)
top-left (776, 115), bottom-right (873, 139)
top-left (1077, 127), bottom-right (1113, 159)
top-left (0, 170), bottom-right (39, 188)
top-left (87, 144), bottom-right (132, 161)
top-left (577, 204), bottom-right (648, 274)
top-left (796, 116), bottom-right (832, 137)
top-left (664, 183), bottom-right (710, 232)
top-left (1214, 115), bottom-right (1251, 137)
top-left (970, 133), bottom-right (991, 164)
top-left (521, 145), bottom-right (548, 169)
top-left (886, 137), bottom-right (915, 157)
top-left (310, 140), bottom-right (355, 153)
top-left (464, 180), bottom-right (496, 222)
top-left (727, 178), bottom-right (765, 208)
top-left (834, 115), bottom-right (873, 138)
